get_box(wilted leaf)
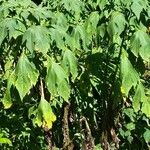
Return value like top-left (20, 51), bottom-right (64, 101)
top-left (62, 49), bottom-right (78, 81)
top-left (2, 72), bottom-right (15, 109)
top-left (0, 25), bottom-right (7, 46)
top-left (107, 12), bottom-right (126, 36)
top-left (143, 129), bottom-right (150, 143)
top-left (131, 1), bottom-right (143, 19)
top-left (14, 53), bottom-right (39, 100)
top-left (141, 96), bottom-right (150, 118)
top-left (133, 82), bottom-right (146, 112)
top-left (23, 26), bottom-right (50, 54)
top-left (46, 59), bottom-right (70, 101)
top-left (121, 50), bottom-right (139, 96)
top-left (130, 30), bottom-right (150, 60)
top-left (30, 97), bottom-right (56, 129)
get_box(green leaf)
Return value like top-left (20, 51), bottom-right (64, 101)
top-left (31, 97), bottom-right (56, 129)
top-left (107, 12), bottom-right (126, 36)
top-left (0, 25), bottom-right (7, 46)
top-left (0, 137), bottom-right (12, 146)
top-left (23, 26), bottom-right (50, 54)
top-left (131, 1), bottom-right (143, 19)
top-left (133, 82), bottom-right (146, 112)
top-left (85, 11), bottom-right (99, 34)
top-left (14, 53), bottom-right (39, 100)
top-left (46, 59), bottom-right (70, 101)
top-left (50, 26), bottom-right (66, 50)
top-left (143, 129), bottom-right (150, 143)
top-left (141, 96), bottom-right (150, 118)
top-left (73, 25), bottom-right (89, 51)
top-left (130, 30), bottom-right (150, 60)
top-left (2, 72), bottom-right (15, 109)
top-left (2, 88), bottom-right (12, 109)
top-left (57, 80), bottom-right (70, 101)
top-left (120, 50), bottom-right (139, 96)
top-left (97, 24), bottom-right (106, 38)
top-left (97, 0), bottom-right (107, 10)
top-left (62, 50), bottom-right (78, 81)
top-left (0, 18), bottom-right (26, 41)
top-left (126, 122), bottom-right (135, 131)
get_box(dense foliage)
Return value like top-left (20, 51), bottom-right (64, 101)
top-left (0, 0), bottom-right (150, 149)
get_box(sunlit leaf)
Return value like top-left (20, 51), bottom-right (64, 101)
top-left (30, 97), bottom-right (56, 129)
top-left (0, 137), bottom-right (12, 146)
top-left (46, 59), bottom-right (70, 101)
top-left (62, 49), bottom-right (78, 81)
top-left (133, 82), bottom-right (146, 112)
top-left (14, 53), bottom-right (39, 100)
top-left (2, 72), bottom-right (15, 109)
top-left (120, 50), bottom-right (139, 96)
top-left (143, 129), bottom-right (150, 143)
top-left (23, 26), bottom-right (50, 54)
top-left (107, 11), bottom-right (126, 36)
top-left (130, 30), bottom-right (150, 60)
top-left (141, 96), bottom-right (150, 118)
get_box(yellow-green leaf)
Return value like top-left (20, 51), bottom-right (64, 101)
top-left (32, 97), bottom-right (56, 129)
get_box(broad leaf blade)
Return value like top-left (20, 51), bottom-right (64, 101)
top-left (14, 53), bottom-right (39, 100)
top-left (31, 97), bottom-right (56, 129)
top-left (107, 12), bottom-right (126, 36)
top-left (62, 50), bottom-right (78, 81)
top-left (23, 26), bottom-right (50, 54)
top-left (130, 30), bottom-right (150, 60)
top-left (120, 50), bottom-right (139, 96)
top-left (141, 96), bottom-right (150, 118)
top-left (46, 59), bottom-right (70, 101)
top-left (133, 83), bottom-right (146, 112)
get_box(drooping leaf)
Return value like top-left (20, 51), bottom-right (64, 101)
top-left (46, 59), bottom-right (70, 101)
top-left (57, 80), bottom-right (70, 101)
top-left (39, 97), bottom-right (56, 129)
top-left (85, 11), bottom-right (99, 34)
top-left (30, 97), bottom-right (56, 129)
top-left (141, 96), bottom-right (150, 118)
top-left (133, 82), bottom-right (146, 112)
top-left (131, 0), bottom-right (147, 19)
top-left (23, 26), bottom-right (50, 54)
top-left (107, 12), bottom-right (126, 36)
top-left (120, 50), bottom-right (139, 96)
top-left (143, 129), bottom-right (150, 143)
top-left (0, 25), bottom-right (7, 46)
top-left (60, 0), bottom-right (84, 17)
top-left (2, 72), bottom-right (15, 109)
top-left (97, 0), bottom-right (107, 10)
top-left (130, 30), bottom-right (150, 60)
top-left (73, 25), bottom-right (90, 51)
top-left (14, 53), bottom-right (39, 100)
top-left (50, 26), bottom-right (66, 50)
top-left (62, 49), bottom-right (78, 81)
top-left (131, 1), bottom-right (143, 19)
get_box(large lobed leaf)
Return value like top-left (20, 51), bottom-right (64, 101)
top-left (23, 26), bottom-right (50, 54)
top-left (46, 58), bottom-right (70, 101)
top-left (14, 53), bottom-right (39, 100)
top-left (120, 50), bottom-right (139, 96)
top-left (29, 97), bottom-right (56, 129)
top-left (61, 49), bottom-right (78, 81)
top-left (130, 30), bottom-right (150, 61)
